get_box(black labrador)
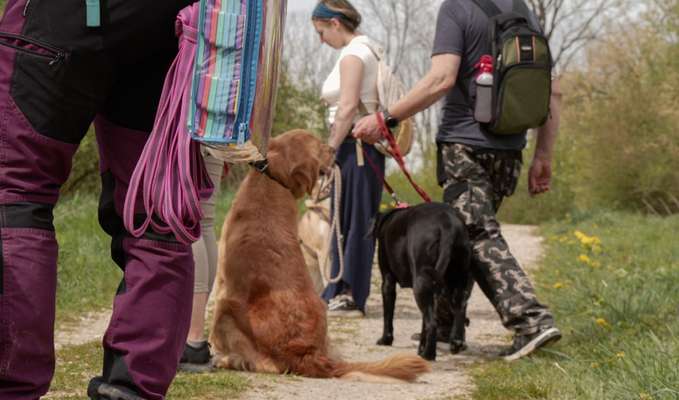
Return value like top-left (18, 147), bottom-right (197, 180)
top-left (372, 202), bottom-right (473, 361)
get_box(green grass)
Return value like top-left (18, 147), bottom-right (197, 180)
top-left (48, 341), bottom-right (248, 399)
top-left (54, 187), bottom-right (236, 324)
top-left (54, 193), bottom-right (121, 324)
top-left (471, 211), bottom-right (679, 400)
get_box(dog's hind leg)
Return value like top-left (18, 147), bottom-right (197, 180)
top-left (211, 316), bottom-right (281, 374)
top-left (377, 271), bottom-right (397, 346)
top-left (449, 242), bottom-right (474, 354)
top-left (449, 277), bottom-right (473, 354)
top-left (414, 275), bottom-right (437, 361)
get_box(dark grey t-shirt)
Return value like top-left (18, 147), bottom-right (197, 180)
top-left (433, 0), bottom-right (542, 150)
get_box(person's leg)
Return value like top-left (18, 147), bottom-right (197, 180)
top-left (439, 143), bottom-right (558, 357)
top-left (343, 143), bottom-right (384, 311)
top-left (183, 151), bottom-right (223, 364)
top-left (322, 140), bottom-right (383, 314)
top-left (0, 2), bottom-right (107, 397)
top-left (89, 39), bottom-right (195, 397)
top-left (91, 115), bottom-right (194, 400)
top-left (322, 141), bottom-right (353, 303)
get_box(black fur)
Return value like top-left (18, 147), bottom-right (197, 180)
top-left (372, 202), bottom-right (473, 361)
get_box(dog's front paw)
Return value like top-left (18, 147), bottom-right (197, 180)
top-left (376, 335), bottom-right (394, 346)
top-left (450, 340), bottom-right (468, 354)
top-left (418, 348), bottom-right (436, 361)
top-left (213, 355), bottom-right (230, 369)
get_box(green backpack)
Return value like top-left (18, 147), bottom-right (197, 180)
top-left (472, 0), bottom-right (552, 135)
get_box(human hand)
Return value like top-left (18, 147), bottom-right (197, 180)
top-left (352, 114), bottom-right (382, 144)
top-left (528, 155), bottom-right (552, 196)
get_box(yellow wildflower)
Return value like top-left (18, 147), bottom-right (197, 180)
top-left (616, 351), bottom-right (625, 358)
top-left (574, 230), bottom-right (602, 250)
top-left (578, 254), bottom-right (592, 264)
top-left (553, 282), bottom-right (564, 289)
top-left (595, 318), bottom-right (610, 328)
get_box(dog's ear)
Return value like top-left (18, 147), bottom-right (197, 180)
top-left (290, 159), bottom-right (319, 198)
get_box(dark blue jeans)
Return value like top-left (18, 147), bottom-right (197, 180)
top-left (322, 140), bottom-right (384, 312)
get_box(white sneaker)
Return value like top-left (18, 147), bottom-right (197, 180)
top-left (327, 295), bottom-right (364, 318)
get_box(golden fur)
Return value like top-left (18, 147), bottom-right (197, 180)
top-left (209, 130), bottom-right (430, 381)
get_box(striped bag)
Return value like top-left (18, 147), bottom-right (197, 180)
top-left (124, 0), bottom-right (287, 244)
top-left (188, 0), bottom-right (287, 161)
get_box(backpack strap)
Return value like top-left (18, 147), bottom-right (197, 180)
top-left (470, 0), bottom-right (502, 18)
top-left (512, 0), bottom-right (532, 19)
top-left (459, 0), bottom-right (501, 110)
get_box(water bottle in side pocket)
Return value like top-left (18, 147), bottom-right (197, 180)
top-left (474, 55), bottom-right (494, 124)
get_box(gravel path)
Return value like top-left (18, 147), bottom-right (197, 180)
top-left (51, 224), bottom-right (543, 400)
top-left (54, 311), bottom-right (111, 350)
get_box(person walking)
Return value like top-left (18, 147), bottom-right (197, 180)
top-left (312, 0), bottom-right (384, 317)
top-left (353, 0), bottom-right (562, 360)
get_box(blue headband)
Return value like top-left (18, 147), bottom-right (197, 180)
top-left (312, 3), bottom-right (348, 21)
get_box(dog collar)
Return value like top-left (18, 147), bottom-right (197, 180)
top-left (249, 159), bottom-right (290, 190)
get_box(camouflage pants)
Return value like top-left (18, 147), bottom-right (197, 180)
top-left (435, 143), bottom-right (554, 336)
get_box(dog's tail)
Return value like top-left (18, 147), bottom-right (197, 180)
top-left (434, 226), bottom-right (455, 284)
top-left (330, 354), bottom-right (431, 383)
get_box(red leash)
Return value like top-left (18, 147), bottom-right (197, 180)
top-left (374, 112), bottom-right (432, 203)
top-left (361, 146), bottom-right (406, 207)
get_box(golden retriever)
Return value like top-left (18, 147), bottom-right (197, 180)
top-left (209, 130), bottom-right (430, 381)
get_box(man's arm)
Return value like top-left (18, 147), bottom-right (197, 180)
top-left (353, 53), bottom-right (461, 144)
top-left (528, 78), bottom-right (562, 196)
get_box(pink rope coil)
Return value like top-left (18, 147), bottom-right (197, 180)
top-left (123, 4), bottom-right (213, 245)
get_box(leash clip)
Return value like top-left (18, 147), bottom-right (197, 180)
top-left (250, 159), bottom-right (269, 174)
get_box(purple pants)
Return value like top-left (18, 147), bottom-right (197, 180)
top-left (0, 1), bottom-right (195, 399)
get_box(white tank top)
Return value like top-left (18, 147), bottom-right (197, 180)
top-left (320, 35), bottom-right (379, 125)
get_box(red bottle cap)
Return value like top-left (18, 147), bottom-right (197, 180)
top-left (475, 55), bottom-right (493, 73)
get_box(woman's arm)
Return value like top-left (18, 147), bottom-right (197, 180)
top-left (328, 55), bottom-right (364, 149)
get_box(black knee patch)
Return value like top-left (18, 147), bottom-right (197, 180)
top-left (0, 202), bottom-right (55, 230)
top-left (0, 202), bottom-right (55, 296)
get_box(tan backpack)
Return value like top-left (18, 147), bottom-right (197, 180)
top-left (361, 41), bottom-right (415, 157)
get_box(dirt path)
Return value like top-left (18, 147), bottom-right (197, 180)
top-left (51, 224), bottom-right (543, 400)
top-left (240, 224), bottom-right (544, 400)
top-left (54, 311), bottom-right (111, 350)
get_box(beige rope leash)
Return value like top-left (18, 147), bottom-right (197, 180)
top-left (320, 165), bottom-right (345, 284)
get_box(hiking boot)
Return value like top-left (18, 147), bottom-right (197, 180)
top-left (178, 341), bottom-right (214, 373)
top-left (501, 326), bottom-right (562, 361)
top-left (87, 377), bottom-right (144, 400)
top-left (327, 294), bottom-right (364, 318)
